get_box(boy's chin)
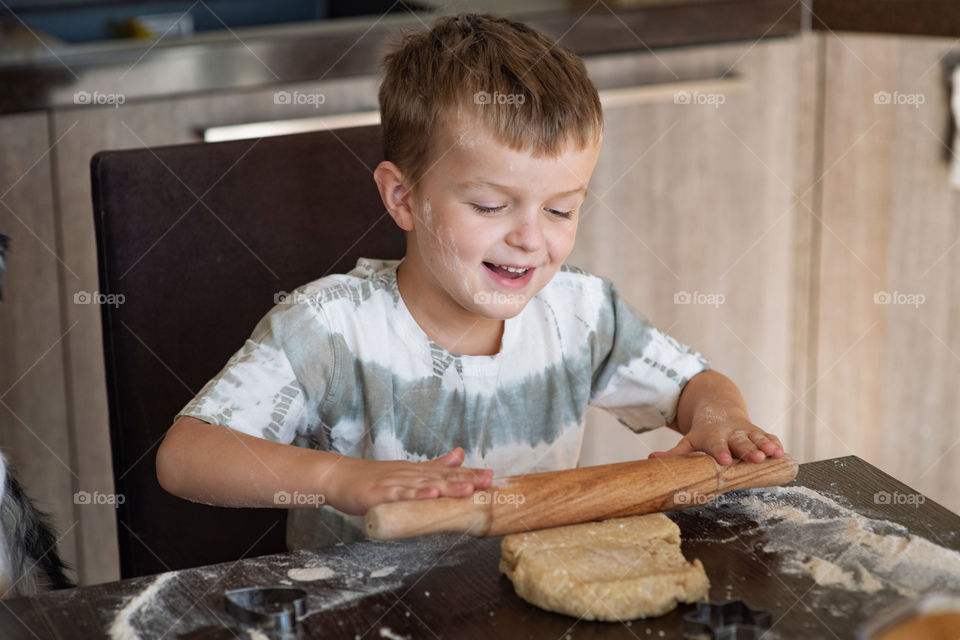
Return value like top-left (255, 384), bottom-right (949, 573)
top-left (478, 306), bottom-right (525, 320)
top-left (470, 298), bottom-right (530, 319)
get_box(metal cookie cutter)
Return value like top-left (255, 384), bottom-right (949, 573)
top-left (225, 586), bottom-right (307, 634)
top-left (683, 600), bottom-right (773, 640)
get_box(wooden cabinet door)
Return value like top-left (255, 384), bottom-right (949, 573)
top-left (573, 36), bottom-right (817, 470)
top-left (0, 113), bottom-right (77, 582)
top-left (816, 32), bottom-right (960, 513)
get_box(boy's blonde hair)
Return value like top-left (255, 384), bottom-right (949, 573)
top-left (379, 13), bottom-right (604, 190)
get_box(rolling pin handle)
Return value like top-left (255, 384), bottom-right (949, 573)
top-left (365, 495), bottom-right (493, 540)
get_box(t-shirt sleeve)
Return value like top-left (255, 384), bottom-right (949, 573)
top-left (588, 280), bottom-right (710, 433)
top-left (175, 300), bottom-right (327, 445)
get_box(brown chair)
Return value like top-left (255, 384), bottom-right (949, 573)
top-left (90, 125), bottom-right (404, 579)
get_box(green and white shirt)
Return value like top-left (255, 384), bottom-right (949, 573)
top-left (177, 258), bottom-right (709, 549)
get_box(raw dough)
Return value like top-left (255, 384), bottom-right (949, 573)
top-left (287, 566), bottom-right (335, 581)
top-left (500, 514), bottom-right (709, 621)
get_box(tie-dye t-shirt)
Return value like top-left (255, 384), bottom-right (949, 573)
top-left (176, 258), bottom-right (709, 549)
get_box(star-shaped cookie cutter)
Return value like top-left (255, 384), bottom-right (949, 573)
top-left (682, 599), bottom-right (772, 639)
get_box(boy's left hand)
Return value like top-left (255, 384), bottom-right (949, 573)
top-left (649, 410), bottom-right (784, 466)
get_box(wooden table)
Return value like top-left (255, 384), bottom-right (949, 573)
top-left (3, 455), bottom-right (959, 639)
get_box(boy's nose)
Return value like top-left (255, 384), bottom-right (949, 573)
top-left (505, 210), bottom-right (545, 252)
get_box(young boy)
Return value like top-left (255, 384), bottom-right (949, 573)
top-left (156, 13), bottom-right (784, 550)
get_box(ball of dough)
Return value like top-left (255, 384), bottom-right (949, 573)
top-left (500, 513), bottom-right (709, 621)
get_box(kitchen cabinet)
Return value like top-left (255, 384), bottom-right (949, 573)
top-left (574, 36), bottom-right (816, 471)
top-left (0, 112), bottom-right (77, 577)
top-left (577, 31), bottom-right (960, 521)
top-left (814, 32), bottom-right (960, 508)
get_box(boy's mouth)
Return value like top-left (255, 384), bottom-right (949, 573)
top-left (483, 262), bottom-right (532, 279)
top-left (482, 262), bottom-right (536, 291)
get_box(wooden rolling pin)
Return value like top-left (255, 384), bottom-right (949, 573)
top-left (365, 452), bottom-right (798, 540)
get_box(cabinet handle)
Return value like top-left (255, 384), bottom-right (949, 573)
top-left (598, 75), bottom-right (746, 108)
top-left (202, 76), bottom-right (745, 142)
top-left (203, 110), bottom-right (380, 142)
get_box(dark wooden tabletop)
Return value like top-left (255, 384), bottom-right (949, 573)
top-left (3, 455), bottom-right (959, 639)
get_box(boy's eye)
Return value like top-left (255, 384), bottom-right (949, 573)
top-left (470, 203), bottom-right (506, 214)
top-left (469, 203), bottom-right (575, 219)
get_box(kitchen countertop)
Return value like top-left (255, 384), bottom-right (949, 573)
top-left (0, 0), bottom-right (802, 115)
top-left (2, 455), bottom-right (959, 639)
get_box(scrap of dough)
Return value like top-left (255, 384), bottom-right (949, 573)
top-left (287, 566), bottom-right (335, 581)
top-left (500, 514), bottom-right (709, 621)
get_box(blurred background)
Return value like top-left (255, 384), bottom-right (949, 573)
top-left (1, 0), bottom-right (959, 586)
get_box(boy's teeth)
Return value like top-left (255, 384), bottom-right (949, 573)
top-left (491, 263), bottom-right (529, 274)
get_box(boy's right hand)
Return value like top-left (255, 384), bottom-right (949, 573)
top-left (327, 447), bottom-right (494, 516)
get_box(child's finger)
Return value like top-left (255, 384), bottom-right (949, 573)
top-left (389, 485), bottom-right (439, 502)
top-left (749, 431), bottom-right (783, 457)
top-left (767, 433), bottom-right (785, 454)
top-left (422, 446), bottom-right (466, 467)
top-left (469, 468), bottom-right (494, 486)
top-left (408, 469), bottom-right (491, 496)
top-left (648, 437), bottom-right (695, 459)
top-left (398, 465), bottom-right (492, 490)
top-left (728, 430), bottom-right (765, 463)
top-left (442, 480), bottom-right (479, 497)
top-left (706, 438), bottom-right (734, 466)
top-left (389, 481), bottom-right (473, 502)
top-left (441, 466), bottom-right (492, 486)
top-left (411, 478), bottom-right (476, 499)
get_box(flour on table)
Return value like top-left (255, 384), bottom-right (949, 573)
top-left (369, 565), bottom-right (397, 578)
top-left (103, 531), bottom-right (473, 637)
top-left (793, 556), bottom-right (883, 592)
top-left (725, 486), bottom-right (960, 597)
top-left (287, 566), bottom-right (335, 581)
top-left (107, 572), bottom-right (176, 640)
top-left (378, 627), bottom-right (410, 640)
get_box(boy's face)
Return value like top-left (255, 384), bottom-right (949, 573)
top-left (386, 121), bottom-right (601, 324)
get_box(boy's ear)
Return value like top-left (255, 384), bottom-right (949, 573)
top-left (374, 161), bottom-right (416, 232)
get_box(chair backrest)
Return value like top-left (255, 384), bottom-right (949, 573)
top-left (91, 125), bottom-right (404, 578)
